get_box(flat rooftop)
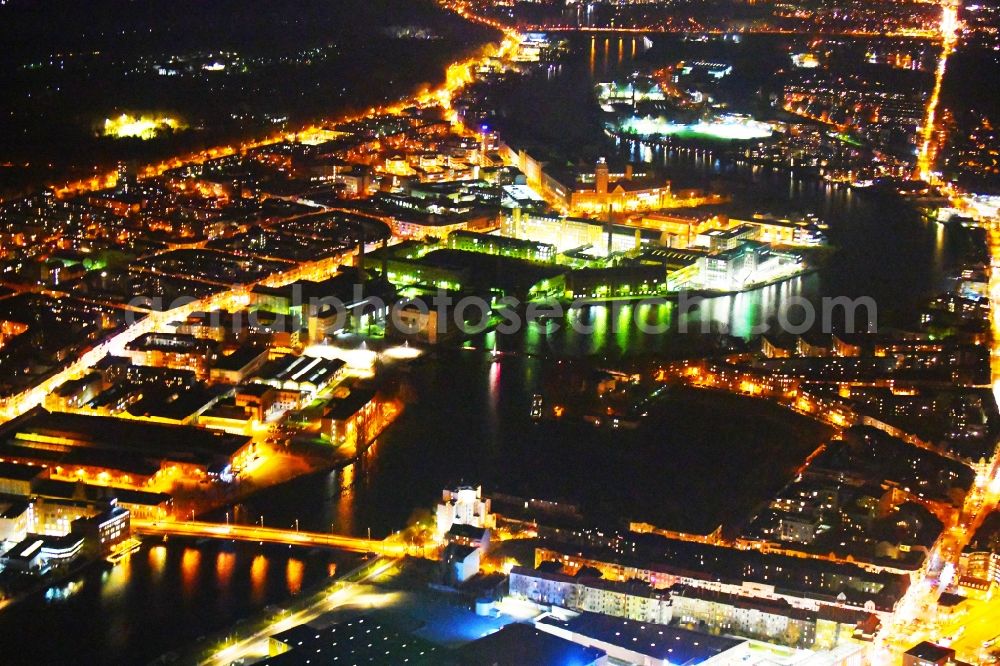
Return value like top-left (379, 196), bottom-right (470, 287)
top-left (260, 615), bottom-right (440, 666)
top-left (125, 332), bottom-right (218, 354)
top-left (539, 530), bottom-right (910, 612)
top-left (0, 407), bottom-right (251, 469)
top-left (323, 387), bottom-right (377, 421)
top-left (125, 384), bottom-right (224, 422)
top-left (32, 478), bottom-right (171, 507)
top-left (0, 497), bottom-right (31, 519)
top-left (407, 249), bottom-right (565, 294)
top-left (538, 612), bottom-right (744, 664)
top-left (454, 622), bottom-right (605, 666)
top-left (0, 460), bottom-right (46, 482)
top-left (214, 344), bottom-right (269, 372)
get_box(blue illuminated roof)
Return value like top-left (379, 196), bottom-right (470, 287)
top-left (537, 612), bottom-right (745, 664)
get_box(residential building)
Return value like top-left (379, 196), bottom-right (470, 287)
top-left (436, 485), bottom-right (495, 535)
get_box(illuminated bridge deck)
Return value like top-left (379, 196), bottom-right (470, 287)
top-left (133, 519), bottom-right (410, 556)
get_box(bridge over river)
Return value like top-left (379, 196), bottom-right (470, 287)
top-left (133, 519), bottom-right (412, 556)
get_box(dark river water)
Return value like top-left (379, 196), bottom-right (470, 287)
top-left (0, 539), bottom-right (358, 666)
top-left (0, 33), bottom-right (978, 666)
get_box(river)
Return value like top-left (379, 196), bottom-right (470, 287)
top-left (0, 31), bottom-right (979, 666)
top-left (0, 539), bottom-right (359, 665)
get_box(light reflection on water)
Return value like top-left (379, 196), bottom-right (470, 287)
top-left (15, 32), bottom-right (962, 666)
top-left (99, 553), bottom-right (129, 603)
top-left (286, 558), bottom-right (304, 596)
top-left (215, 550), bottom-right (235, 588)
top-left (250, 553), bottom-right (268, 605)
top-left (8, 31), bottom-right (963, 666)
top-left (148, 543), bottom-right (166, 582)
top-left (181, 547), bottom-right (201, 599)
top-left (8, 539), bottom-right (350, 666)
top-left (335, 461), bottom-right (357, 537)
top-left (507, 274), bottom-right (816, 357)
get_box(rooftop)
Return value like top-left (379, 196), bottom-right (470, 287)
top-left (31, 478), bottom-right (171, 507)
top-left (255, 355), bottom-right (346, 387)
top-left (323, 387), bottom-right (377, 421)
top-left (537, 531), bottom-right (909, 612)
top-left (125, 384), bottom-right (224, 422)
top-left (538, 612), bottom-right (744, 664)
top-left (453, 622), bottom-right (605, 666)
top-left (0, 497), bottom-right (31, 519)
top-left (213, 343), bottom-right (269, 372)
top-left (903, 641), bottom-right (956, 663)
top-left (259, 615), bottom-right (439, 666)
top-left (125, 332), bottom-right (218, 355)
top-left (0, 461), bottom-right (46, 482)
top-left (0, 407), bottom-right (251, 470)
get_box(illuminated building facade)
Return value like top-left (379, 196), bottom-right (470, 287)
top-left (693, 241), bottom-right (803, 292)
top-left (447, 229), bottom-right (556, 262)
top-left (958, 549), bottom-right (1000, 589)
top-left (250, 272), bottom-right (395, 343)
top-left (0, 408), bottom-right (256, 491)
top-left (0, 461), bottom-right (42, 496)
top-left (48, 372), bottom-right (104, 410)
top-left (436, 484), bottom-right (495, 536)
top-left (389, 302), bottom-right (442, 344)
top-left (320, 387), bottom-right (390, 448)
top-left (547, 158), bottom-right (672, 215)
top-left (0, 532), bottom-right (85, 573)
top-left (504, 147), bottom-right (674, 215)
top-left (123, 333), bottom-right (220, 380)
top-left (635, 212), bottom-right (728, 249)
top-left (740, 216), bottom-right (827, 247)
top-left (503, 209), bottom-right (659, 256)
top-left (669, 585), bottom-right (868, 650)
top-left (444, 543), bottom-right (481, 584)
top-left (70, 504), bottom-right (130, 556)
top-left (0, 320), bottom-right (29, 349)
top-left (564, 265), bottom-right (666, 300)
top-left (0, 498), bottom-right (31, 543)
top-left (233, 383), bottom-right (304, 422)
top-left (509, 565), bottom-right (673, 625)
top-left (533, 540), bottom-right (907, 621)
